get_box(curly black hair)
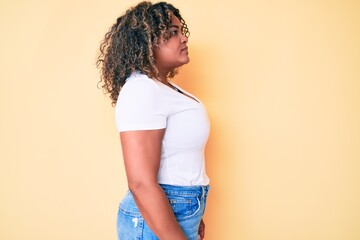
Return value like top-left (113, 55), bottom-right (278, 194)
top-left (96, 1), bottom-right (189, 106)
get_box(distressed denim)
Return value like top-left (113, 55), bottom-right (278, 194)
top-left (116, 184), bottom-right (209, 240)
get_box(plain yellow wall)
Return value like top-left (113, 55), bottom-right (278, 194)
top-left (1, 0), bottom-right (359, 239)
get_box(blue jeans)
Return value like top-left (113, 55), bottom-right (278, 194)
top-left (116, 184), bottom-right (210, 240)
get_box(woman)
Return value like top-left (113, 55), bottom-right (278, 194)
top-left (97, 2), bottom-right (210, 239)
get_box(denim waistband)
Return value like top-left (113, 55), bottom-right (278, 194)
top-left (159, 184), bottom-right (210, 198)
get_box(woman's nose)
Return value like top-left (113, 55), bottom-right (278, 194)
top-left (181, 34), bottom-right (188, 44)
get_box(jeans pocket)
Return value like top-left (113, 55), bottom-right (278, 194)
top-left (168, 196), bottom-right (201, 220)
top-left (117, 192), bottom-right (145, 240)
top-left (118, 191), bottom-right (142, 217)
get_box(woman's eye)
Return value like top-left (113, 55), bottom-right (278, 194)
top-left (171, 29), bottom-right (178, 36)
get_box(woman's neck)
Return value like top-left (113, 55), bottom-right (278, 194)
top-left (157, 69), bottom-right (170, 84)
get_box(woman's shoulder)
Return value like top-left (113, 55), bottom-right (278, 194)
top-left (118, 72), bottom-right (164, 102)
top-left (123, 72), bottom-right (160, 90)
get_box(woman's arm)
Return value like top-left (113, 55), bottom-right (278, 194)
top-left (120, 129), bottom-right (187, 240)
top-left (198, 218), bottom-right (205, 240)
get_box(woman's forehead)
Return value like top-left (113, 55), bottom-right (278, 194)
top-left (171, 15), bottom-right (181, 26)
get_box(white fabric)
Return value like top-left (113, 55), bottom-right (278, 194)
top-left (115, 72), bottom-right (210, 186)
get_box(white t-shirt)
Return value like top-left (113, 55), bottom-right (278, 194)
top-left (115, 72), bottom-right (210, 186)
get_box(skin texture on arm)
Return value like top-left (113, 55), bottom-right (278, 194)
top-left (120, 129), bottom-right (187, 240)
top-left (198, 219), bottom-right (205, 240)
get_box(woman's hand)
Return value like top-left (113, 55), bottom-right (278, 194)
top-left (198, 218), bottom-right (205, 240)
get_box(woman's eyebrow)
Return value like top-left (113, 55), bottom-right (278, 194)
top-left (170, 25), bottom-right (180, 28)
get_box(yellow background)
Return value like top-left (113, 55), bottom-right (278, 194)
top-left (1, 0), bottom-right (359, 239)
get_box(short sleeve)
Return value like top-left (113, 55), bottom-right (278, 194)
top-left (115, 74), bottom-right (168, 132)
